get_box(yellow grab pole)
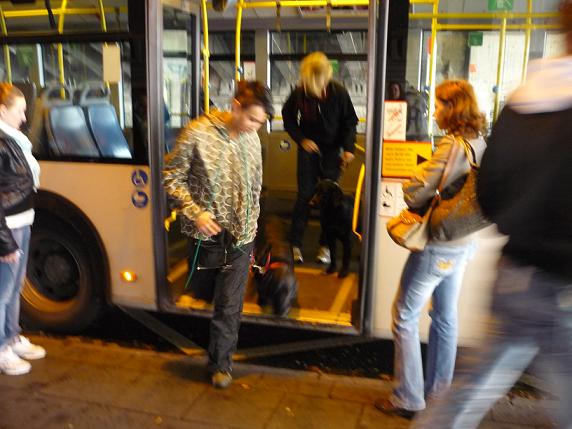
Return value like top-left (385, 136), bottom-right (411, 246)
top-left (57, 0), bottom-right (68, 98)
top-left (410, 11), bottom-right (558, 20)
top-left (522, 0), bottom-right (532, 82)
top-left (242, 0), bottom-right (368, 8)
top-left (201, 0), bottom-right (210, 114)
top-left (0, 8), bottom-right (11, 83)
top-left (352, 164), bottom-right (365, 241)
top-left (97, 0), bottom-right (108, 32)
top-left (235, 1), bottom-right (244, 82)
top-left (427, 0), bottom-right (438, 136)
top-left (493, 18), bottom-right (507, 122)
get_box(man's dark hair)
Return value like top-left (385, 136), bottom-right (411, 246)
top-left (235, 80), bottom-right (274, 119)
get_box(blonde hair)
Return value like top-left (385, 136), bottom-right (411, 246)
top-left (299, 52), bottom-right (333, 98)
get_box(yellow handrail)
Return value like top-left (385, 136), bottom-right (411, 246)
top-left (0, 8), bottom-right (10, 83)
top-left (57, 0), bottom-right (68, 98)
top-left (201, 0), bottom-right (210, 114)
top-left (235, 1), bottom-right (244, 82)
top-left (493, 18), bottom-right (507, 121)
top-left (352, 164), bottom-right (364, 241)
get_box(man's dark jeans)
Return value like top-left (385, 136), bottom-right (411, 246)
top-left (188, 238), bottom-right (254, 373)
top-left (290, 147), bottom-right (341, 248)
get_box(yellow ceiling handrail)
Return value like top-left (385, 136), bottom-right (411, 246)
top-left (241, 0), bottom-right (368, 8)
top-left (1, 7), bottom-right (126, 19)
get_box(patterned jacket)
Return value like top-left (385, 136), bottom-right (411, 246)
top-left (163, 111), bottom-right (262, 246)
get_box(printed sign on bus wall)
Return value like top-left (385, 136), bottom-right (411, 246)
top-left (379, 179), bottom-right (408, 218)
top-left (383, 101), bottom-right (407, 141)
top-left (382, 140), bottom-right (432, 178)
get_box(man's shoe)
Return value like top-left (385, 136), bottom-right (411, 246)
top-left (315, 246), bottom-right (331, 264)
top-left (373, 398), bottom-right (417, 420)
top-left (0, 346), bottom-right (31, 375)
top-left (292, 246), bottom-right (304, 264)
top-left (211, 371), bottom-right (232, 389)
top-left (11, 335), bottom-right (46, 360)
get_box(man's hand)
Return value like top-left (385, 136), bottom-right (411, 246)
top-left (340, 151), bottom-right (355, 169)
top-left (195, 211), bottom-right (222, 237)
top-left (0, 250), bottom-right (20, 264)
top-left (301, 139), bottom-right (320, 154)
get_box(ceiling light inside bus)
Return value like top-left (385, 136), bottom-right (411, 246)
top-left (120, 271), bottom-right (138, 283)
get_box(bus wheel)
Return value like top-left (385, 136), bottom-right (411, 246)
top-left (21, 217), bottom-right (103, 333)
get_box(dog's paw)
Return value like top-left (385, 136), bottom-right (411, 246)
top-left (338, 268), bottom-right (350, 278)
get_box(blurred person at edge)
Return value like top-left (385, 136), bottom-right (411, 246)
top-left (375, 80), bottom-right (487, 420)
top-left (412, 3), bottom-right (572, 428)
top-left (163, 81), bottom-right (273, 389)
top-left (0, 83), bottom-right (46, 376)
top-left (281, 51), bottom-right (358, 265)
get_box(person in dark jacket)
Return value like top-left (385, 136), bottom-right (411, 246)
top-left (412, 3), bottom-right (572, 428)
top-left (282, 51), bottom-right (358, 265)
top-left (0, 83), bottom-right (46, 376)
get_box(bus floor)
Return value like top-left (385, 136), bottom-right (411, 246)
top-left (167, 219), bottom-right (360, 327)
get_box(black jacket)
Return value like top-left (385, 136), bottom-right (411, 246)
top-left (477, 106), bottom-right (572, 279)
top-left (282, 81), bottom-right (358, 153)
top-left (0, 129), bottom-right (34, 256)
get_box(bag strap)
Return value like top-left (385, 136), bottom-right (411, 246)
top-left (429, 137), bottom-right (461, 209)
top-left (460, 137), bottom-right (479, 169)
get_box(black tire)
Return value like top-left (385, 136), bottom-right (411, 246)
top-left (21, 215), bottom-right (103, 333)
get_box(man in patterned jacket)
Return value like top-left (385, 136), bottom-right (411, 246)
top-left (164, 81), bottom-right (273, 389)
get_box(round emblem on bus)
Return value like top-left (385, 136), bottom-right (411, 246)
top-left (132, 169), bottom-right (148, 188)
top-left (279, 140), bottom-right (291, 151)
top-left (131, 190), bottom-right (149, 208)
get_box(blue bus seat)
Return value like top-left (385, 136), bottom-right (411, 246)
top-left (28, 84), bottom-right (74, 157)
top-left (45, 105), bottom-right (100, 157)
top-left (85, 103), bottom-right (132, 159)
top-left (76, 82), bottom-right (132, 159)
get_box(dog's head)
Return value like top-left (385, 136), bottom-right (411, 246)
top-left (312, 179), bottom-right (344, 209)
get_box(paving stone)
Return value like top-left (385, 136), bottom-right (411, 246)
top-left (491, 397), bottom-right (557, 428)
top-left (267, 394), bottom-right (363, 429)
top-left (330, 378), bottom-right (391, 404)
top-left (357, 403), bottom-right (412, 429)
top-left (183, 385), bottom-right (284, 429)
top-left (111, 371), bottom-right (208, 418)
top-left (0, 385), bottom-right (226, 429)
top-left (38, 362), bottom-right (141, 406)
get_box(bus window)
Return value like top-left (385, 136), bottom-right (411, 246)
top-left (0, 41), bottom-right (147, 163)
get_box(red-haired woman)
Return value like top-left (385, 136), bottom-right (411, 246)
top-left (376, 80), bottom-right (487, 419)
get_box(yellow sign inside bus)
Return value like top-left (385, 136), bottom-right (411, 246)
top-left (381, 141), bottom-right (432, 178)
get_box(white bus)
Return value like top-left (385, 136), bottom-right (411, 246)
top-left (0, 0), bottom-right (561, 343)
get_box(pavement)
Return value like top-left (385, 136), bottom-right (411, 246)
top-left (0, 334), bottom-right (558, 429)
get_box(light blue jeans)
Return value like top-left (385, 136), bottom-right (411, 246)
top-left (0, 226), bottom-right (30, 349)
top-left (412, 256), bottom-right (572, 429)
top-left (391, 241), bottom-right (475, 411)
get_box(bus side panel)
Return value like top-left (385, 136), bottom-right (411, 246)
top-left (372, 219), bottom-right (506, 346)
top-left (39, 162), bottom-right (157, 310)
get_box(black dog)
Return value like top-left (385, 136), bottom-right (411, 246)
top-left (313, 179), bottom-right (353, 278)
top-left (252, 216), bottom-right (298, 317)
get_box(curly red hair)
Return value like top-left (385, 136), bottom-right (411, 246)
top-left (435, 80), bottom-right (486, 137)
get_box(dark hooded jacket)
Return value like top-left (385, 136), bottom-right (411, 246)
top-left (281, 80), bottom-right (358, 154)
top-left (478, 56), bottom-right (572, 279)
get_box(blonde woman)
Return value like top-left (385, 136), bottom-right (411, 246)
top-left (282, 52), bottom-right (358, 265)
